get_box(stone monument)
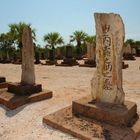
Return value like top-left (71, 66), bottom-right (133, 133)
top-left (35, 52), bottom-right (41, 64)
top-left (21, 27), bottom-right (35, 85)
top-left (123, 43), bottom-right (135, 60)
top-left (73, 13), bottom-right (137, 125)
top-left (86, 42), bottom-right (96, 60)
top-left (41, 52), bottom-right (45, 60)
top-left (91, 13), bottom-right (125, 104)
top-left (55, 47), bottom-right (62, 59)
top-left (79, 41), bottom-right (96, 67)
top-left (75, 46), bottom-right (82, 60)
top-left (56, 44), bottom-right (78, 66)
top-left (0, 26), bottom-right (52, 109)
top-left (45, 49), bottom-right (57, 65)
top-left (43, 13), bottom-right (140, 140)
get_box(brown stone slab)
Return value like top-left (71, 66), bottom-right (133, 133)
top-left (55, 63), bottom-right (78, 67)
top-left (122, 62), bottom-right (129, 69)
top-left (8, 83), bottom-right (42, 95)
top-left (0, 88), bottom-right (52, 109)
top-left (43, 106), bottom-right (140, 140)
top-left (0, 77), bottom-right (6, 83)
top-left (45, 60), bottom-right (57, 65)
top-left (0, 82), bottom-right (9, 89)
top-left (79, 64), bottom-right (96, 68)
top-left (72, 95), bottom-right (137, 126)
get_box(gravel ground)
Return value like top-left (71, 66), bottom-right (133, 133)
top-left (0, 58), bottom-right (140, 140)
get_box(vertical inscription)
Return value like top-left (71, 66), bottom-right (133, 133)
top-left (102, 24), bottom-right (113, 90)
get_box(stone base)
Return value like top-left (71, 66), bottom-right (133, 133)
top-left (0, 77), bottom-right (6, 83)
top-left (0, 77), bottom-right (9, 89)
top-left (72, 96), bottom-right (137, 126)
top-left (79, 59), bottom-right (96, 67)
top-left (0, 88), bottom-right (52, 109)
top-left (123, 54), bottom-right (136, 60)
top-left (0, 82), bottom-right (9, 89)
top-left (55, 63), bottom-right (78, 67)
top-left (34, 60), bottom-right (41, 64)
top-left (122, 62), bottom-right (129, 69)
top-left (43, 106), bottom-right (140, 140)
top-left (12, 59), bottom-right (22, 65)
top-left (79, 64), bottom-right (96, 68)
top-left (56, 58), bottom-right (78, 66)
top-left (0, 59), bottom-right (11, 64)
top-left (44, 60), bottom-right (57, 65)
top-left (8, 83), bottom-right (42, 95)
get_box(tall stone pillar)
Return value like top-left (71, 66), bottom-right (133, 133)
top-left (86, 41), bottom-right (96, 60)
top-left (91, 13), bottom-right (125, 104)
top-left (21, 26), bottom-right (35, 85)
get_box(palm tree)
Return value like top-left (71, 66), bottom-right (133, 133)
top-left (43, 32), bottom-right (64, 49)
top-left (8, 22), bottom-right (36, 48)
top-left (70, 31), bottom-right (87, 59)
top-left (124, 39), bottom-right (134, 46)
top-left (70, 31), bottom-right (87, 47)
top-left (85, 35), bottom-right (96, 43)
top-left (0, 32), bottom-right (15, 60)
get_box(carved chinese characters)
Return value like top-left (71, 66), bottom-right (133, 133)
top-left (91, 13), bottom-right (125, 104)
top-left (102, 24), bottom-right (113, 90)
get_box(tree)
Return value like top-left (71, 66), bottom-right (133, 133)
top-left (0, 32), bottom-right (15, 60)
top-left (134, 41), bottom-right (140, 48)
top-left (8, 22), bottom-right (36, 48)
top-left (85, 35), bottom-right (96, 43)
top-left (124, 39), bottom-right (134, 46)
top-left (70, 31), bottom-right (87, 48)
top-left (43, 32), bottom-right (64, 50)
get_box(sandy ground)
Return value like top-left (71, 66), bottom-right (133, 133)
top-left (0, 58), bottom-right (140, 140)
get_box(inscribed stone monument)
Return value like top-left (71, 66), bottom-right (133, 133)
top-left (86, 41), bottom-right (96, 60)
top-left (91, 13), bottom-right (125, 104)
top-left (43, 13), bottom-right (139, 139)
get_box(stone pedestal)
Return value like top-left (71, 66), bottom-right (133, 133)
top-left (0, 77), bottom-right (6, 83)
top-left (8, 83), bottom-right (42, 95)
top-left (0, 88), bottom-right (52, 109)
top-left (79, 59), bottom-right (96, 67)
top-left (122, 61), bottom-right (129, 69)
top-left (72, 95), bottom-right (137, 126)
top-left (43, 103), bottom-right (140, 140)
top-left (123, 54), bottom-right (135, 60)
top-left (56, 58), bottom-right (78, 66)
top-left (45, 60), bottom-right (57, 65)
top-left (0, 77), bottom-right (9, 89)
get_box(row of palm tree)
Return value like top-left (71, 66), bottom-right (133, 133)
top-left (0, 21), bottom-right (140, 61)
top-left (0, 22), bottom-right (94, 51)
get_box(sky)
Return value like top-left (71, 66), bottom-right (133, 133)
top-left (0, 0), bottom-right (140, 46)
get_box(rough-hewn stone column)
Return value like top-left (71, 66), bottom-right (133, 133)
top-left (86, 41), bottom-right (96, 60)
top-left (21, 26), bottom-right (35, 85)
top-left (91, 13), bottom-right (125, 104)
